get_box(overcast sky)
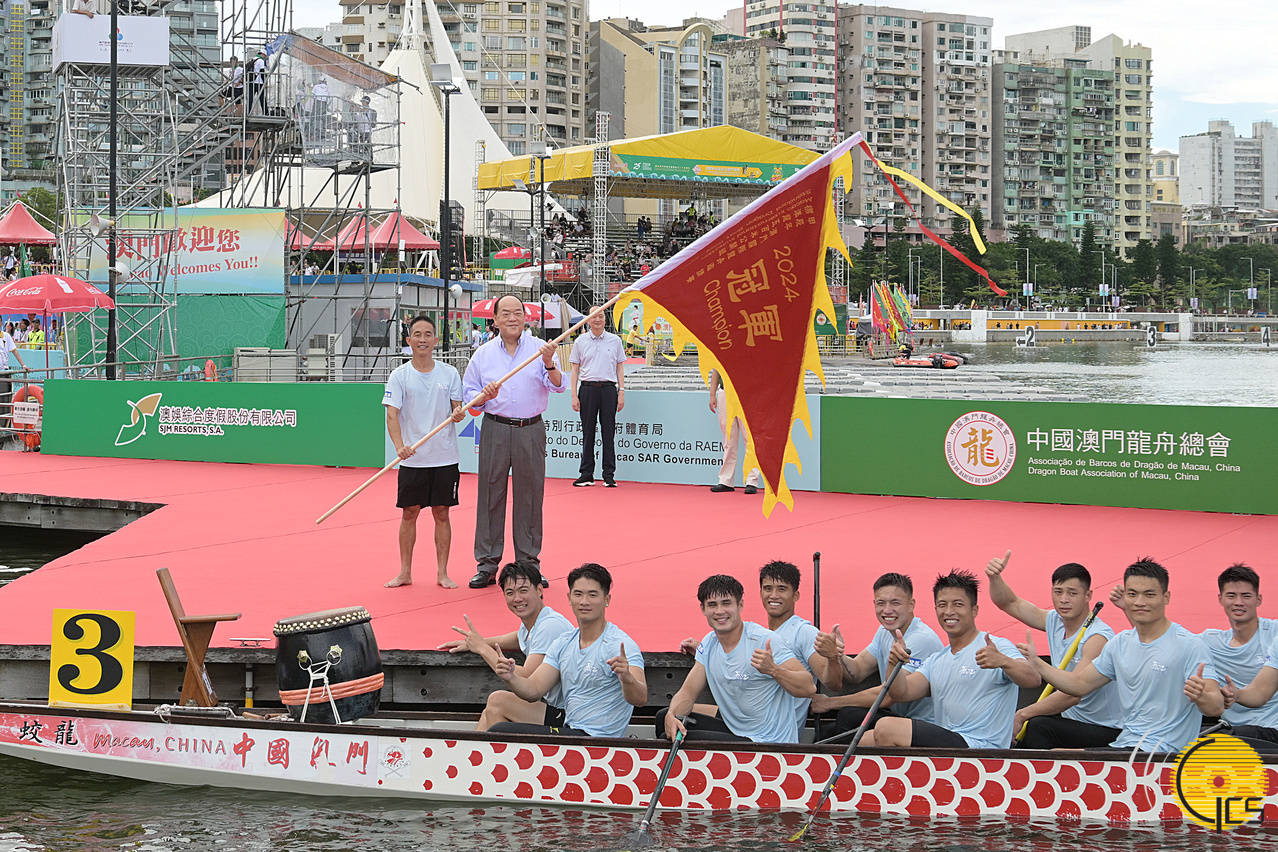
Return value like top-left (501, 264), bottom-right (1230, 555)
top-left (293, 0), bottom-right (1277, 151)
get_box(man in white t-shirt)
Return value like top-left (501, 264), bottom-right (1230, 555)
top-left (383, 314), bottom-right (465, 589)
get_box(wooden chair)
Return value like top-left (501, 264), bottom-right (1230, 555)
top-left (156, 567), bottom-right (241, 706)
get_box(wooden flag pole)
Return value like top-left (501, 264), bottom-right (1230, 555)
top-left (315, 294), bottom-right (626, 525)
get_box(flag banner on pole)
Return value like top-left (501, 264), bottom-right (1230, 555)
top-left (617, 134), bottom-right (862, 515)
top-left (857, 139), bottom-right (1007, 297)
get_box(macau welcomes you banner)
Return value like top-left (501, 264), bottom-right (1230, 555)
top-left (820, 398), bottom-right (1278, 515)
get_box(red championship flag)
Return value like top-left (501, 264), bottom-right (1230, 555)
top-left (616, 134), bottom-right (863, 515)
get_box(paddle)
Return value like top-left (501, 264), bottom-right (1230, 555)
top-left (619, 719), bottom-right (687, 849)
top-left (1014, 601), bottom-right (1103, 744)
top-left (787, 648), bottom-right (910, 843)
top-left (812, 551), bottom-right (821, 629)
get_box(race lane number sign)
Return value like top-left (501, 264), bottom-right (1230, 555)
top-left (49, 609), bottom-right (136, 710)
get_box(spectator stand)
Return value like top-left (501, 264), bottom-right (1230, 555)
top-left (476, 125), bottom-right (819, 314)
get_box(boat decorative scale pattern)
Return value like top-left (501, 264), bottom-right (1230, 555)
top-left (2, 710), bottom-right (1277, 824)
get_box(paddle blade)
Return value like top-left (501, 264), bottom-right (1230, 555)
top-left (786, 819), bottom-right (814, 843)
top-left (614, 828), bottom-right (655, 850)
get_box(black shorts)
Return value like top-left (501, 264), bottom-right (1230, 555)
top-left (396, 463), bottom-right (460, 508)
top-left (543, 705), bottom-right (566, 727)
top-left (908, 718), bottom-right (969, 749)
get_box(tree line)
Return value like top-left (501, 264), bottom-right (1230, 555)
top-left (844, 211), bottom-right (1278, 314)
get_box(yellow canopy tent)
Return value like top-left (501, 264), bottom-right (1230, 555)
top-left (476, 125), bottom-right (819, 200)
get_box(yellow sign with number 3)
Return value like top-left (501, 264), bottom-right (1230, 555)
top-left (49, 609), bottom-right (135, 710)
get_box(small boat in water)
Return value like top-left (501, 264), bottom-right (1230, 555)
top-left (893, 353), bottom-right (962, 369)
top-left (2, 702), bottom-right (1272, 825)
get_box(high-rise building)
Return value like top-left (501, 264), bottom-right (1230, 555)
top-left (1, 0), bottom-right (55, 201)
top-left (1, 0), bottom-right (220, 202)
top-left (743, 0), bottom-right (836, 151)
top-left (1179, 120), bottom-right (1278, 210)
top-left (1004, 26), bottom-right (1153, 252)
top-left (719, 33), bottom-right (788, 140)
top-left (587, 18), bottom-right (726, 140)
top-left (992, 56), bottom-right (1115, 243)
top-left (836, 5), bottom-right (992, 229)
top-left (438, 0), bottom-right (588, 154)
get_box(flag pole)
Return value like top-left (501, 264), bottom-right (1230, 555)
top-left (315, 292), bottom-right (627, 524)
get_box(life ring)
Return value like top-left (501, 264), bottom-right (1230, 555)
top-left (204, 359), bottom-right (218, 381)
top-left (12, 384), bottom-right (42, 450)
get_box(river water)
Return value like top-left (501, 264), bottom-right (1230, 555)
top-left (2, 342), bottom-right (1277, 848)
top-left (0, 750), bottom-right (1274, 851)
top-left (959, 341), bottom-right (1278, 407)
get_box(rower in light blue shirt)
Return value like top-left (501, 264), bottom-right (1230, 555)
top-left (543, 622), bottom-right (644, 736)
top-left (1196, 564), bottom-right (1278, 735)
top-left (917, 633), bottom-right (1027, 749)
top-left (1023, 558), bottom-right (1225, 753)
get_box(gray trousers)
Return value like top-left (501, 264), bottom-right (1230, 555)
top-left (474, 416), bottom-right (547, 572)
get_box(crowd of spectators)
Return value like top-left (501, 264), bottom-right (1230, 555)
top-left (535, 207), bottom-right (720, 282)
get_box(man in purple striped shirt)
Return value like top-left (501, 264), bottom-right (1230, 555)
top-left (463, 294), bottom-right (565, 588)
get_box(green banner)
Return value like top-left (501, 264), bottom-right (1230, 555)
top-left (615, 154), bottom-right (802, 184)
top-left (41, 380), bottom-right (385, 467)
top-left (820, 398), bottom-right (1278, 515)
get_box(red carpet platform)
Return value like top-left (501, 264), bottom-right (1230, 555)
top-left (1, 452), bottom-right (1274, 652)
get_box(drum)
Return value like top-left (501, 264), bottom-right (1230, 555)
top-left (273, 606), bottom-right (383, 724)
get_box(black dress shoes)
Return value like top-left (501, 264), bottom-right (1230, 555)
top-left (468, 568), bottom-right (497, 589)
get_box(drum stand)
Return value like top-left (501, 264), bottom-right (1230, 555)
top-left (297, 647), bottom-right (345, 724)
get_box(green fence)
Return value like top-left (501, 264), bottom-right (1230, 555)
top-left (820, 397), bottom-right (1278, 515)
top-left (41, 380), bottom-right (385, 467)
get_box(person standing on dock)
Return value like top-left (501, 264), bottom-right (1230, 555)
top-left (383, 314), bottom-right (465, 589)
top-left (0, 321), bottom-right (28, 410)
top-left (708, 369), bottom-right (761, 495)
top-left (462, 294), bottom-right (564, 589)
top-left (985, 552), bottom-right (1123, 748)
top-left (1018, 558), bottom-right (1224, 754)
top-left (660, 574), bottom-right (816, 743)
top-left (869, 571), bottom-right (1040, 749)
top-left (486, 563), bottom-right (646, 736)
top-left (811, 572), bottom-right (944, 737)
top-left (569, 307), bottom-right (626, 488)
top-left (439, 561), bottom-right (573, 730)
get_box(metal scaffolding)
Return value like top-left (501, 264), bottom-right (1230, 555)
top-left (590, 110), bottom-right (609, 305)
top-left (56, 55), bottom-right (179, 372)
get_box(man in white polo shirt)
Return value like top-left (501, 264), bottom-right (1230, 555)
top-left (569, 307), bottom-right (626, 488)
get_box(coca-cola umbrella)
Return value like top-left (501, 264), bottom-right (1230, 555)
top-left (470, 297), bottom-right (544, 323)
top-left (0, 274), bottom-right (116, 352)
top-left (0, 273), bottom-right (116, 313)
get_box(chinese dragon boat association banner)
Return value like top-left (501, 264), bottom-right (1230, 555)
top-left (821, 398), bottom-right (1278, 515)
top-left (89, 208), bottom-right (287, 295)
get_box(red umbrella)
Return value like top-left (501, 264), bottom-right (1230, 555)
top-left (0, 273), bottom-right (116, 313)
top-left (470, 297), bottom-right (544, 322)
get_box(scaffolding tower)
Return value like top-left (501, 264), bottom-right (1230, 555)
top-left (55, 18), bottom-right (179, 373)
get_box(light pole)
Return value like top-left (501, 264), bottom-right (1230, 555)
top-left (430, 64), bottom-right (460, 353)
top-left (1261, 268), bottom-right (1272, 314)
top-left (938, 242), bottom-right (944, 309)
top-left (1244, 256), bottom-right (1255, 313)
top-left (1189, 267), bottom-right (1198, 309)
top-left (907, 247), bottom-right (920, 303)
top-left (1032, 263), bottom-right (1043, 306)
top-left (880, 203), bottom-right (893, 282)
top-left (531, 140), bottom-right (551, 337)
top-left (1092, 250), bottom-right (1106, 312)
top-left (106, 0), bottom-right (119, 378)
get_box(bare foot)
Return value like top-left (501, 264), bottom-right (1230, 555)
top-left (437, 575), bottom-right (459, 589)
top-left (385, 575), bottom-right (412, 588)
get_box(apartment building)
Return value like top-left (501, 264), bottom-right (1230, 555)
top-left (438, 0), bottom-right (588, 153)
top-left (1180, 120), bottom-right (1278, 210)
top-left (742, 0), bottom-right (836, 152)
top-left (1, 0), bottom-right (219, 201)
top-left (1004, 26), bottom-right (1153, 252)
top-left (588, 18), bottom-right (726, 140)
top-left (1152, 149), bottom-right (1178, 203)
top-left (719, 33), bottom-right (788, 140)
top-left (836, 5), bottom-right (992, 230)
top-left (1, 0), bottom-right (56, 201)
top-left (992, 56), bottom-right (1115, 244)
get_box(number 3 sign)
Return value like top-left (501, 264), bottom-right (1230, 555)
top-left (49, 609), bottom-right (136, 710)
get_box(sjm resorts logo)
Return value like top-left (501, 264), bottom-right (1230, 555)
top-left (115, 392), bottom-right (163, 446)
top-left (1172, 733), bottom-right (1271, 830)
